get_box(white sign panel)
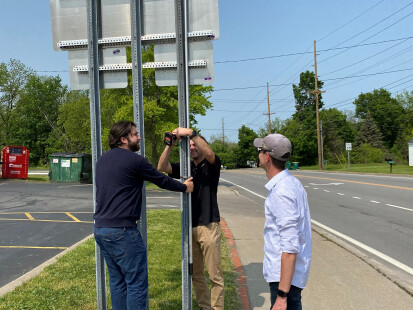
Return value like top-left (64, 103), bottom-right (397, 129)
top-left (345, 143), bottom-right (352, 151)
top-left (61, 159), bottom-right (71, 168)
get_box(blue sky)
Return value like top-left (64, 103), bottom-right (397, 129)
top-left (1, 1), bottom-right (413, 142)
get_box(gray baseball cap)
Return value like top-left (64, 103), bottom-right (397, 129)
top-left (253, 134), bottom-right (292, 161)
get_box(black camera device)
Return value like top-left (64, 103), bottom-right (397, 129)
top-left (164, 132), bottom-right (177, 146)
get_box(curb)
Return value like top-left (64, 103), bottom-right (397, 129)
top-left (0, 234), bottom-right (94, 298)
top-left (221, 218), bottom-right (251, 310)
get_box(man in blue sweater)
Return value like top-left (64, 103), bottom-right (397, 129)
top-left (94, 121), bottom-right (193, 310)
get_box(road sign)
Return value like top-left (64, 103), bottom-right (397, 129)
top-left (69, 47), bottom-right (128, 90)
top-left (154, 41), bottom-right (213, 86)
top-left (345, 143), bottom-right (352, 151)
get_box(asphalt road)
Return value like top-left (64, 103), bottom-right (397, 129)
top-left (0, 179), bottom-right (181, 288)
top-left (219, 168), bottom-right (413, 286)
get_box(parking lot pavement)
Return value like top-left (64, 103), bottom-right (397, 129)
top-left (0, 181), bottom-right (182, 290)
top-left (0, 180), bottom-right (94, 288)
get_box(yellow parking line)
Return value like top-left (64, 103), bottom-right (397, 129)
top-left (295, 175), bottom-right (413, 191)
top-left (65, 212), bottom-right (81, 222)
top-left (0, 212), bottom-right (93, 214)
top-left (0, 246), bottom-right (68, 250)
top-left (0, 218), bottom-right (93, 224)
top-left (25, 212), bottom-right (34, 220)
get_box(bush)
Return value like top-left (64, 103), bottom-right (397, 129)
top-left (351, 144), bottom-right (384, 164)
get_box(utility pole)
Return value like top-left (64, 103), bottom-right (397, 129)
top-left (222, 118), bottom-right (225, 145)
top-left (308, 41), bottom-right (325, 170)
top-left (264, 82), bottom-right (275, 134)
top-left (320, 120), bottom-right (324, 169)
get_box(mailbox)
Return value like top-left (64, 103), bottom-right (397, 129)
top-left (1, 146), bottom-right (29, 179)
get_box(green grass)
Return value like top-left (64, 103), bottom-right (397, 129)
top-left (0, 210), bottom-right (241, 310)
top-left (299, 162), bottom-right (413, 175)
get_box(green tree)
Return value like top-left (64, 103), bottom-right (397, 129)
top-left (320, 108), bottom-right (355, 163)
top-left (52, 46), bottom-right (213, 166)
top-left (354, 111), bottom-right (384, 149)
top-left (257, 117), bottom-right (286, 137)
top-left (0, 59), bottom-right (33, 146)
top-left (209, 134), bottom-right (237, 168)
top-left (392, 90), bottom-right (413, 162)
top-left (292, 70), bottom-right (324, 123)
top-left (280, 71), bottom-right (325, 166)
top-left (235, 125), bottom-right (258, 166)
top-left (11, 75), bottom-right (67, 165)
top-left (354, 88), bottom-right (403, 149)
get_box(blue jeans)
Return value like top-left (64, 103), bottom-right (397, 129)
top-left (94, 227), bottom-right (148, 310)
top-left (269, 282), bottom-right (302, 310)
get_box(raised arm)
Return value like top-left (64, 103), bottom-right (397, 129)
top-left (173, 127), bottom-right (216, 164)
top-left (157, 144), bottom-right (173, 174)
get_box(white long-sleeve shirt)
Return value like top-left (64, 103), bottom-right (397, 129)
top-left (263, 169), bottom-right (312, 288)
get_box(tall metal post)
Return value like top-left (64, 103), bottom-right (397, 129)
top-left (267, 82), bottom-right (271, 134)
top-left (175, 0), bottom-right (192, 308)
top-left (130, 0), bottom-right (148, 308)
top-left (86, 0), bottom-right (106, 309)
top-left (313, 40), bottom-right (322, 170)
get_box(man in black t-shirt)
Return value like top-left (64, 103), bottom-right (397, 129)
top-left (158, 127), bottom-right (224, 310)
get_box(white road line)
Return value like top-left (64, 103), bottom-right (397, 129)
top-left (312, 220), bottom-right (413, 276)
top-left (304, 186), bottom-right (309, 188)
top-left (324, 190), bottom-right (330, 192)
top-left (370, 200), bottom-right (380, 204)
top-left (337, 193), bottom-right (345, 196)
top-left (220, 178), bottom-right (266, 199)
top-left (313, 188), bottom-right (318, 190)
top-left (385, 204), bottom-right (413, 212)
top-left (353, 197), bottom-right (362, 199)
top-left (220, 177), bottom-right (413, 276)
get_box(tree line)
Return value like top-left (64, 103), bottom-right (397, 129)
top-left (1, 56), bottom-right (412, 168)
top-left (210, 71), bottom-right (413, 168)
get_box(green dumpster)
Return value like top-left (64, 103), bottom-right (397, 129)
top-left (292, 162), bottom-right (299, 170)
top-left (49, 153), bottom-right (92, 183)
top-left (286, 161), bottom-right (292, 170)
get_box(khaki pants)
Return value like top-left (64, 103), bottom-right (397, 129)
top-left (192, 222), bottom-right (224, 310)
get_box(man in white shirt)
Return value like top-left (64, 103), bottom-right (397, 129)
top-left (254, 134), bottom-right (312, 310)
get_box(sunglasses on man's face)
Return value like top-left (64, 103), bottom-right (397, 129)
top-left (257, 147), bottom-right (270, 154)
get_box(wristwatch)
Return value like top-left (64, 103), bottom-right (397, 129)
top-left (189, 130), bottom-right (197, 139)
top-left (277, 289), bottom-right (288, 298)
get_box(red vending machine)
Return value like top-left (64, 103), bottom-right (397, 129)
top-left (1, 146), bottom-right (29, 179)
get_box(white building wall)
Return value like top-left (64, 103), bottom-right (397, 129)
top-left (409, 142), bottom-right (413, 166)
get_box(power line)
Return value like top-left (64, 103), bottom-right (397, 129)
top-left (213, 67), bottom-right (413, 92)
top-left (214, 36), bottom-right (413, 64)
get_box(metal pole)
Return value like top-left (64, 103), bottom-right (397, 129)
top-left (86, 0), bottom-right (106, 309)
top-left (267, 82), bottom-right (271, 134)
top-left (313, 40), bottom-right (323, 170)
top-left (130, 1), bottom-right (148, 308)
top-left (348, 151), bottom-right (350, 170)
top-left (320, 120), bottom-right (324, 168)
top-left (175, 0), bottom-right (192, 308)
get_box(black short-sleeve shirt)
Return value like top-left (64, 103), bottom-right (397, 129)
top-left (170, 155), bottom-right (221, 227)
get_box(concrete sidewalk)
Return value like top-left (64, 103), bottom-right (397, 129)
top-left (218, 186), bottom-right (413, 310)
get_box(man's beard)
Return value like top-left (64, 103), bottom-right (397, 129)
top-left (128, 139), bottom-right (140, 152)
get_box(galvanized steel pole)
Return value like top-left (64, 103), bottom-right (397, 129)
top-left (86, 0), bottom-right (106, 309)
top-left (130, 0), bottom-right (148, 308)
top-left (175, 0), bottom-right (193, 308)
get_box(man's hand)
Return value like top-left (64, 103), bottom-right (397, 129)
top-left (172, 127), bottom-right (192, 140)
top-left (272, 296), bottom-right (287, 310)
top-left (184, 177), bottom-right (194, 193)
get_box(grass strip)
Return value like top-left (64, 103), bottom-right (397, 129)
top-left (0, 209), bottom-right (241, 310)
